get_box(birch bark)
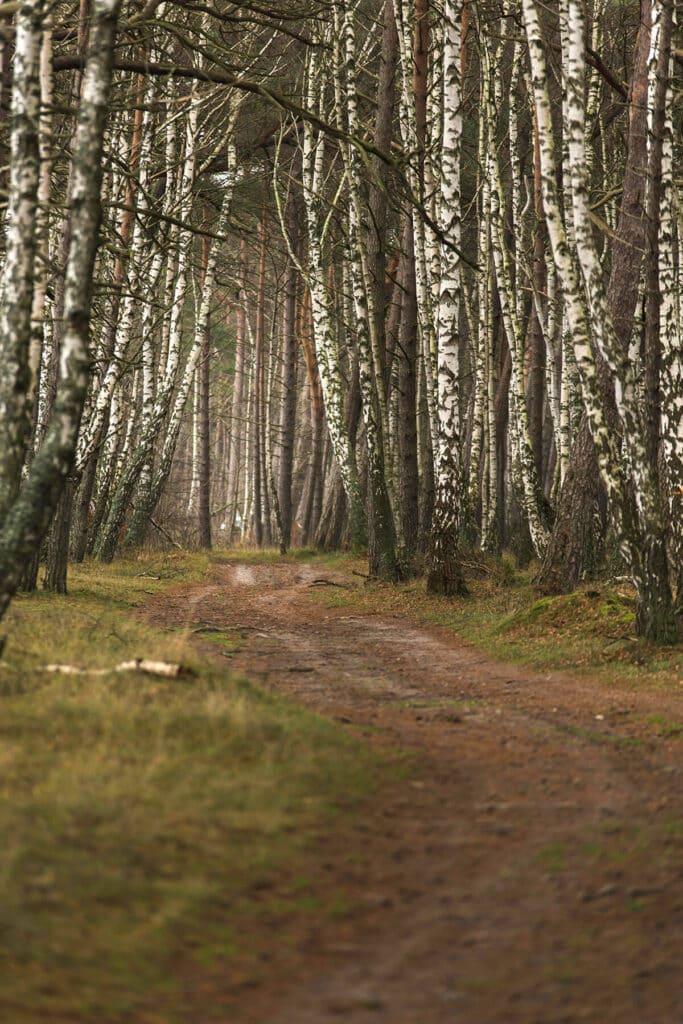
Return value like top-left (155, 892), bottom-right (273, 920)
top-left (524, 0), bottom-right (676, 640)
top-left (338, 1), bottom-right (399, 579)
top-left (656, 4), bottom-right (683, 600)
top-left (296, 41), bottom-right (366, 549)
top-left (427, 0), bottom-right (467, 595)
top-left (0, 0), bottom-right (122, 622)
top-left (0, 0), bottom-right (43, 523)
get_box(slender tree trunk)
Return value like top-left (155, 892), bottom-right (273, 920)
top-left (314, 460), bottom-right (347, 551)
top-left (198, 220), bottom-right (212, 549)
top-left (43, 481), bottom-right (73, 593)
top-left (428, 0), bottom-right (468, 596)
top-left (398, 219), bottom-right (420, 560)
top-left (527, 114), bottom-right (547, 485)
top-left (339, 3), bottom-right (399, 580)
top-left (300, 291), bottom-right (324, 546)
top-left (368, 0), bottom-right (398, 399)
top-left (225, 241), bottom-right (248, 540)
top-left (0, 0), bottom-right (42, 524)
top-left (276, 194), bottom-right (300, 552)
top-left (251, 213), bottom-right (267, 546)
top-left (71, 454), bottom-right (97, 562)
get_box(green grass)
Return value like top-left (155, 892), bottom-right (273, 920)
top-left (645, 713), bottom-right (683, 738)
top-left (0, 552), bottom-right (381, 1022)
top-left (283, 548), bottom-right (683, 694)
top-left (213, 545), bottom-right (355, 570)
top-left (536, 841), bottom-right (566, 873)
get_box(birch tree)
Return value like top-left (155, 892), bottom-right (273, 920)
top-left (427, 0), bottom-right (467, 595)
top-left (523, 0), bottom-right (677, 640)
top-left (0, 0), bottom-right (122, 624)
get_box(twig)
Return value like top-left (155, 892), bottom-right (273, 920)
top-left (150, 517), bottom-right (182, 549)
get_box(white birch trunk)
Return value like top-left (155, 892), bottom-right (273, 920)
top-left (394, 0), bottom-right (439, 460)
top-left (298, 41), bottom-right (366, 547)
top-left (0, 0), bottom-right (43, 519)
top-left (427, 0), bottom-right (467, 594)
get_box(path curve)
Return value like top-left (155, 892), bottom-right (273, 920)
top-left (144, 560), bottom-right (683, 1024)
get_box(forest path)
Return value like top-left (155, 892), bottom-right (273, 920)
top-left (143, 559), bottom-right (683, 1024)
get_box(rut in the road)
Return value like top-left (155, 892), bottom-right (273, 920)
top-left (143, 561), bottom-right (683, 1024)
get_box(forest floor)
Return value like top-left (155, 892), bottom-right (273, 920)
top-left (3, 550), bottom-right (683, 1023)
top-left (141, 553), bottom-right (683, 1024)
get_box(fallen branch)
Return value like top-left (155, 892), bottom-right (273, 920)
top-left (43, 659), bottom-right (189, 678)
top-left (150, 517), bottom-right (183, 549)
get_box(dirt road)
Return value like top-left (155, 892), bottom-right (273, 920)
top-left (145, 560), bottom-right (683, 1024)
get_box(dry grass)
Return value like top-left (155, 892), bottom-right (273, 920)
top-left (0, 552), bottom-right (380, 1022)
top-left (303, 550), bottom-right (683, 693)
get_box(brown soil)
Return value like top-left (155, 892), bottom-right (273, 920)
top-left (143, 560), bottom-right (683, 1024)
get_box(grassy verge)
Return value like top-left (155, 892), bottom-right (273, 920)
top-left (214, 545), bottom-right (354, 569)
top-left (287, 549), bottom-right (683, 693)
top-left (0, 552), bottom-right (380, 1023)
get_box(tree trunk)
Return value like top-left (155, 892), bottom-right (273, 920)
top-left (299, 291), bottom-right (324, 546)
top-left (398, 219), bottom-right (420, 560)
top-left (224, 241), bottom-right (248, 540)
top-left (71, 454), bottom-right (97, 562)
top-left (43, 480), bottom-right (74, 594)
top-left (636, 533), bottom-right (678, 643)
top-left (277, 193), bottom-right (300, 552)
top-left (198, 220), bottom-right (212, 549)
top-left (367, 0), bottom-right (398, 396)
top-left (535, 416), bottom-right (603, 592)
top-left (314, 460), bottom-right (347, 551)
top-left (526, 110), bottom-right (546, 486)
top-left (428, 0), bottom-right (468, 596)
top-left (251, 212), bottom-right (267, 546)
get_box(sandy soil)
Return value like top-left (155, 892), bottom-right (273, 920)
top-left (143, 560), bottom-right (683, 1024)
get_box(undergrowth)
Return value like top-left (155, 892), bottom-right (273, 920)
top-left (214, 545), bottom-right (353, 570)
top-left (0, 551), bottom-right (380, 1022)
